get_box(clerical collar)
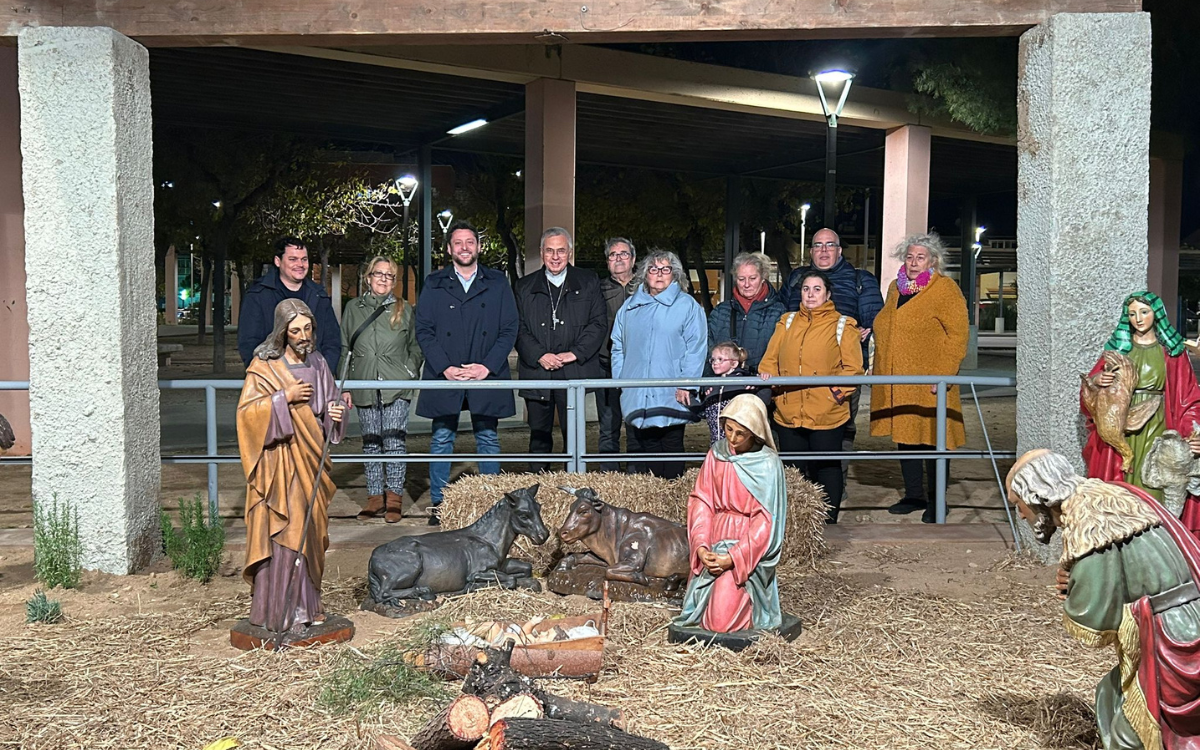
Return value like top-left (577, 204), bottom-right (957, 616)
top-left (545, 267), bottom-right (567, 287)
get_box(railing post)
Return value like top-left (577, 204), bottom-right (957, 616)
top-left (205, 384), bottom-right (219, 525)
top-left (935, 381), bottom-right (947, 524)
top-left (564, 384), bottom-right (579, 474)
top-left (576, 384), bottom-right (589, 473)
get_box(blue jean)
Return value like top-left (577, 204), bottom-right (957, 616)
top-left (429, 413), bottom-right (501, 504)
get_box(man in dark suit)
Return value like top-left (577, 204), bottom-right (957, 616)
top-left (514, 227), bottom-right (607, 473)
top-left (414, 221), bottom-right (519, 523)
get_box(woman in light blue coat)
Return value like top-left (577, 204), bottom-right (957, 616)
top-left (611, 249), bottom-right (708, 479)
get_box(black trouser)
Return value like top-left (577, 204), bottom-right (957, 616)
top-left (840, 388), bottom-right (861, 501)
top-left (626, 424), bottom-right (686, 479)
top-left (526, 391), bottom-right (568, 473)
top-left (594, 387), bottom-right (624, 472)
top-left (897, 443), bottom-right (938, 503)
top-left (776, 423), bottom-right (847, 523)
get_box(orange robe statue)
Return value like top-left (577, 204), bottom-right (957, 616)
top-left (236, 299), bottom-right (346, 632)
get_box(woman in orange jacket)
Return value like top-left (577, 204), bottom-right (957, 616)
top-left (759, 270), bottom-right (865, 523)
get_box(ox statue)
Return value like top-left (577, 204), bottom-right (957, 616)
top-left (555, 486), bottom-right (689, 589)
top-left (367, 484), bottom-right (550, 606)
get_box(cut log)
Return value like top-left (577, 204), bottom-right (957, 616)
top-left (410, 694), bottom-right (491, 750)
top-left (488, 718), bottom-right (668, 750)
top-left (489, 694), bottom-right (544, 725)
top-left (541, 695), bottom-right (625, 730)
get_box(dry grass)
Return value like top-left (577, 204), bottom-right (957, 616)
top-left (0, 555), bottom-right (1109, 750)
top-left (439, 469), bottom-right (829, 574)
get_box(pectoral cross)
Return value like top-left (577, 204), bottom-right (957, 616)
top-left (552, 314), bottom-right (564, 330)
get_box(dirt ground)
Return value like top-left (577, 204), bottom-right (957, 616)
top-left (0, 533), bottom-right (1107, 750)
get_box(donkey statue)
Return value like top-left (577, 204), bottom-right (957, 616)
top-left (367, 484), bottom-right (550, 606)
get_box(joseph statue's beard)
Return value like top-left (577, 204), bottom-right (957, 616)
top-left (289, 340), bottom-right (314, 359)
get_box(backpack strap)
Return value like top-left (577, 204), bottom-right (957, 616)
top-left (784, 312), bottom-right (797, 330)
top-left (836, 315), bottom-right (847, 346)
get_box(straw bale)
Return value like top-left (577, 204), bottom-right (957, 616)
top-left (439, 468), bottom-right (828, 575)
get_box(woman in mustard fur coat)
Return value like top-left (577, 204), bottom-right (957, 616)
top-left (870, 233), bottom-right (968, 523)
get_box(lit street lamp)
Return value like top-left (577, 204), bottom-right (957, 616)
top-left (800, 203), bottom-right (811, 261)
top-left (438, 209), bottom-right (454, 236)
top-left (813, 69), bottom-right (855, 230)
top-left (396, 175), bottom-right (419, 296)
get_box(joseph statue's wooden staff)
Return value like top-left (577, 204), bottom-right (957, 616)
top-left (271, 349), bottom-right (354, 649)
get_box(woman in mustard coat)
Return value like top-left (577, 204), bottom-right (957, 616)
top-left (760, 270), bottom-right (864, 523)
top-left (870, 233), bottom-right (969, 523)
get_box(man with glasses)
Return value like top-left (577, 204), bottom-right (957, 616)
top-left (598, 238), bottom-right (638, 470)
top-left (414, 221), bottom-right (519, 524)
top-left (514, 227), bottom-right (607, 473)
top-left (779, 228), bottom-right (883, 502)
top-left (238, 237), bottom-right (342, 372)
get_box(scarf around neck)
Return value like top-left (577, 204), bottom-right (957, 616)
top-left (733, 283), bottom-right (768, 313)
top-left (897, 266), bottom-right (932, 296)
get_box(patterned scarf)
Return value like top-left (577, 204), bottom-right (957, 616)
top-left (1103, 291), bottom-right (1185, 357)
top-left (896, 266), bottom-right (932, 296)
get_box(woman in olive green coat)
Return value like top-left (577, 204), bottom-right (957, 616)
top-left (341, 257), bottom-right (424, 523)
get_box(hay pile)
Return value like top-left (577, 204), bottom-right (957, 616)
top-left (0, 558), bottom-right (1110, 749)
top-left (439, 468), bottom-right (829, 574)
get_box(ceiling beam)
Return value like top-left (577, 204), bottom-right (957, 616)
top-left (1, 1), bottom-right (1140, 44)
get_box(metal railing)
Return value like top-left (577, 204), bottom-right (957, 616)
top-left (0, 374), bottom-right (1021, 548)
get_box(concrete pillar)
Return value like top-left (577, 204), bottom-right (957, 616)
top-left (165, 245), bottom-right (178, 325)
top-left (880, 125), bottom-right (931, 295)
top-left (1016, 13), bottom-right (1150, 482)
top-left (1148, 155), bottom-right (1182, 327)
top-left (0, 48), bottom-right (31, 456)
top-left (19, 27), bottom-right (160, 573)
top-left (524, 78), bottom-right (576, 271)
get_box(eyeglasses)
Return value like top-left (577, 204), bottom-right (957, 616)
top-left (710, 357), bottom-right (736, 364)
top-left (370, 272), bottom-right (396, 281)
top-left (607, 251), bottom-right (632, 260)
top-left (646, 266), bottom-right (673, 276)
top-left (811, 242), bottom-right (841, 250)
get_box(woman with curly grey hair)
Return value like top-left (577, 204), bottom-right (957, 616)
top-left (869, 232), bottom-right (969, 522)
top-left (611, 249), bottom-right (707, 478)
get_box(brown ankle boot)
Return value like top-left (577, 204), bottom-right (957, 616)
top-left (357, 494), bottom-right (385, 521)
top-left (384, 490), bottom-right (404, 524)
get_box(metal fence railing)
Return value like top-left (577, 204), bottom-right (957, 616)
top-left (0, 374), bottom-right (1021, 547)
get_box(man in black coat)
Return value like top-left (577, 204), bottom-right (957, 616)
top-left (515, 228), bottom-right (607, 473)
top-left (415, 221), bottom-right (519, 522)
top-left (597, 238), bottom-right (638, 471)
top-left (237, 238), bottom-right (341, 372)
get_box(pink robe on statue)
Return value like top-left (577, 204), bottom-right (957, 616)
top-left (687, 456), bottom-right (774, 632)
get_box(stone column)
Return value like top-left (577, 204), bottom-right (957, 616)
top-left (0, 48), bottom-right (31, 456)
top-left (524, 78), bottom-right (576, 271)
top-left (19, 27), bottom-right (160, 574)
top-left (331, 265), bottom-right (343, 322)
top-left (1015, 12), bottom-right (1151, 557)
top-left (229, 265), bottom-right (241, 326)
top-left (880, 125), bottom-right (931, 295)
top-left (165, 245), bottom-right (178, 325)
top-left (1148, 154), bottom-right (1183, 327)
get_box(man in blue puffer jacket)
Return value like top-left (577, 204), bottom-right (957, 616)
top-left (779, 228), bottom-right (884, 501)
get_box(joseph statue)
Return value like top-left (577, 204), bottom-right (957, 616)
top-left (237, 298), bottom-right (346, 632)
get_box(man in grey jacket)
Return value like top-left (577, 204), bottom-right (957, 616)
top-left (597, 238), bottom-right (637, 471)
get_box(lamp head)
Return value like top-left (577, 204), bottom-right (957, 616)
top-left (812, 69), bottom-right (856, 123)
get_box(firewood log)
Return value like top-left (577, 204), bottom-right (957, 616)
top-left (540, 695), bottom-right (625, 730)
top-left (487, 718), bottom-right (668, 750)
top-left (410, 694), bottom-right (491, 750)
top-left (489, 694), bottom-right (544, 725)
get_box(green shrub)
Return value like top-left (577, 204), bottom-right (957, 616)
top-left (25, 589), bottom-right (64, 624)
top-left (33, 495), bottom-right (82, 590)
top-left (160, 494), bottom-right (225, 583)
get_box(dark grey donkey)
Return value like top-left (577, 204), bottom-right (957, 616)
top-left (367, 484), bottom-right (550, 606)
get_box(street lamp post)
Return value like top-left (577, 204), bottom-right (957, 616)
top-left (799, 202), bottom-right (811, 263)
top-left (812, 70), bottom-right (855, 231)
top-left (437, 209), bottom-right (454, 238)
top-left (396, 175), bottom-right (419, 298)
